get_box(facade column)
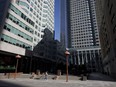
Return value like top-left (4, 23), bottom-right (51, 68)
top-left (81, 51), bottom-right (84, 65)
top-left (89, 50), bottom-right (92, 72)
top-left (74, 52), bottom-right (77, 65)
top-left (78, 51), bottom-right (80, 65)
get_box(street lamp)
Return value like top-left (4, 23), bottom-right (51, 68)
top-left (65, 48), bottom-right (70, 82)
top-left (14, 54), bottom-right (21, 79)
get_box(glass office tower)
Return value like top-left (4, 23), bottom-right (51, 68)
top-left (0, 0), bottom-right (54, 56)
top-left (60, 0), bottom-right (67, 48)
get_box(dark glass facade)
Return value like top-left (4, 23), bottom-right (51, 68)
top-left (60, 0), bottom-right (67, 48)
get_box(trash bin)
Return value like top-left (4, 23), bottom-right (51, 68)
top-left (82, 76), bottom-right (87, 81)
top-left (57, 70), bottom-right (61, 76)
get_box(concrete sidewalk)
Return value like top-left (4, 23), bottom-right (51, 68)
top-left (0, 78), bottom-right (116, 87)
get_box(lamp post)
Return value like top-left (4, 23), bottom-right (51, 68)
top-left (14, 54), bottom-right (21, 79)
top-left (65, 49), bottom-right (70, 82)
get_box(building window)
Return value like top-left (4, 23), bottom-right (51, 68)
top-left (4, 23), bottom-right (33, 42)
top-left (19, 1), bottom-right (29, 9)
top-left (1, 34), bottom-right (32, 50)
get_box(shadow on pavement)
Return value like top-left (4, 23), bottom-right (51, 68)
top-left (87, 73), bottom-right (116, 82)
top-left (0, 80), bottom-right (26, 87)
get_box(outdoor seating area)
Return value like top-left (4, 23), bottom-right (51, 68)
top-left (30, 72), bottom-right (45, 80)
top-left (29, 71), bottom-right (61, 80)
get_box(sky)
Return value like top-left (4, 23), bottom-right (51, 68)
top-left (54, 0), bottom-right (60, 41)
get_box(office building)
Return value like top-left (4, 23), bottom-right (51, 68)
top-left (0, 0), bottom-right (54, 55)
top-left (95, 0), bottom-right (104, 31)
top-left (33, 28), bottom-right (66, 73)
top-left (60, 0), bottom-right (102, 72)
top-left (67, 0), bottom-right (100, 48)
top-left (60, 0), bottom-right (67, 47)
top-left (0, 0), bottom-right (54, 72)
top-left (97, 0), bottom-right (116, 78)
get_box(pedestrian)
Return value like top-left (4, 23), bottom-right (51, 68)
top-left (44, 71), bottom-right (48, 80)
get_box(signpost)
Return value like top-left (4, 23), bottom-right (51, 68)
top-left (65, 49), bottom-right (70, 82)
top-left (14, 54), bottom-right (21, 79)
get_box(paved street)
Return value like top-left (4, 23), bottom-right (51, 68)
top-left (0, 78), bottom-right (116, 87)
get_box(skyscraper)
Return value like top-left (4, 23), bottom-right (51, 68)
top-left (67, 0), bottom-right (100, 48)
top-left (16, 0), bottom-right (54, 48)
top-left (60, 0), bottom-right (102, 72)
top-left (95, 0), bottom-right (104, 31)
top-left (60, 0), bottom-right (67, 47)
top-left (96, 0), bottom-right (116, 78)
top-left (0, 0), bottom-right (54, 56)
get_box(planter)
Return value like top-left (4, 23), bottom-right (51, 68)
top-left (0, 66), bottom-right (15, 73)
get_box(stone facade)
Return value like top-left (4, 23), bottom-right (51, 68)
top-left (97, 0), bottom-right (116, 78)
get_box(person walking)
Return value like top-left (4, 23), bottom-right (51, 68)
top-left (44, 72), bottom-right (48, 80)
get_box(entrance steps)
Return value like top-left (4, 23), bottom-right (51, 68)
top-left (0, 73), bottom-right (81, 80)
